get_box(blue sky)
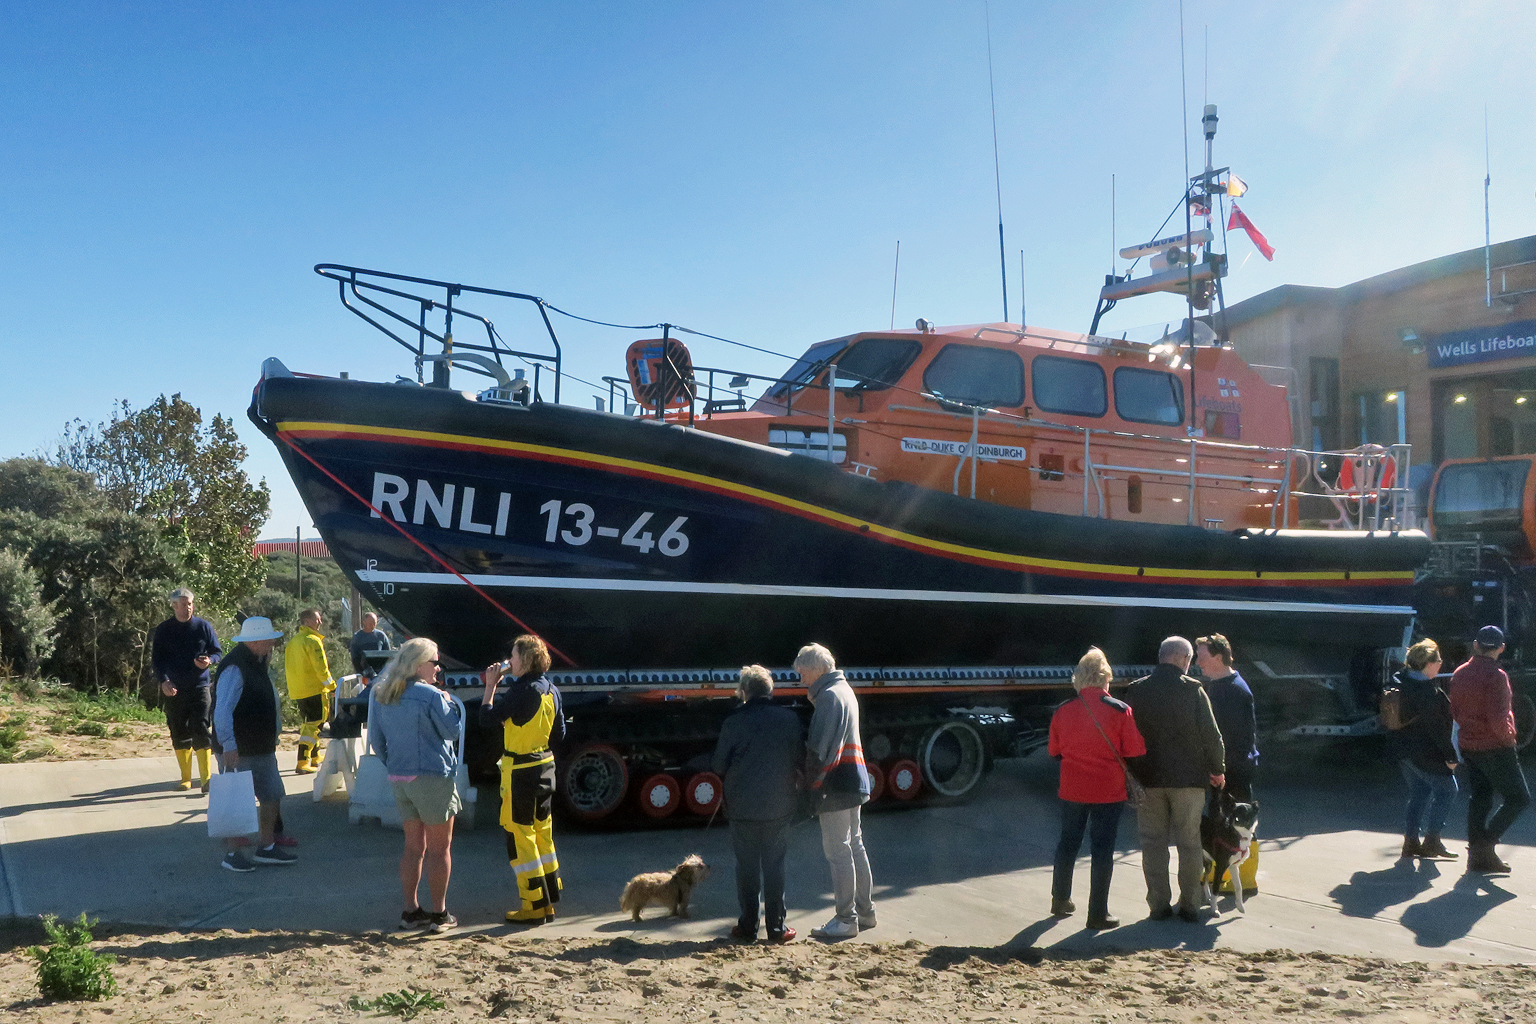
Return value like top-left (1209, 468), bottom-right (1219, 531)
top-left (3, 1), bottom-right (1533, 536)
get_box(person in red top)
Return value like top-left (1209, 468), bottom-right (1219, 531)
top-left (1048, 647), bottom-right (1147, 930)
top-left (1448, 625), bottom-right (1530, 874)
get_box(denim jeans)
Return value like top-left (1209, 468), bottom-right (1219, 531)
top-left (818, 806), bottom-right (874, 924)
top-left (1464, 747), bottom-right (1532, 845)
top-left (1399, 759), bottom-right (1457, 838)
top-left (1052, 799), bottom-right (1124, 919)
top-left (730, 816), bottom-right (792, 933)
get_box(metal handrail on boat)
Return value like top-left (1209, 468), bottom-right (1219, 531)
top-left (314, 264), bottom-right (564, 403)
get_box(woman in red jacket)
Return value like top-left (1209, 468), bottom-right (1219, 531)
top-left (1048, 647), bottom-right (1147, 930)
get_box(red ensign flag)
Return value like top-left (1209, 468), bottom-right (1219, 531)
top-left (1228, 203), bottom-right (1275, 261)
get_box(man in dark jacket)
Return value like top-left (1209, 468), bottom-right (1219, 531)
top-left (713, 664), bottom-right (805, 944)
top-left (1449, 625), bottom-right (1530, 874)
top-left (151, 587), bottom-right (222, 792)
top-left (1195, 634), bottom-right (1257, 802)
top-left (349, 612), bottom-right (392, 678)
top-left (1124, 637), bottom-right (1225, 922)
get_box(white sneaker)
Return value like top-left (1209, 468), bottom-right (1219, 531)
top-left (810, 917), bottom-right (858, 940)
top-left (858, 912), bottom-right (877, 930)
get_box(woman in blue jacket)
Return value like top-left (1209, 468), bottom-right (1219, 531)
top-left (369, 637), bottom-right (463, 933)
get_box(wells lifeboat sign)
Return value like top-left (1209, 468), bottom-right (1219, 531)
top-left (1427, 318), bottom-right (1536, 369)
top-left (901, 437), bottom-right (1026, 460)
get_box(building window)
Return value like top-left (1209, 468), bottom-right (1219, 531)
top-left (1309, 357), bottom-right (1340, 451)
top-left (1356, 389), bottom-right (1406, 446)
top-left (923, 344), bottom-right (1025, 408)
top-left (1032, 355), bottom-right (1107, 417)
top-left (1437, 386), bottom-right (1478, 461)
top-left (1113, 366), bottom-right (1184, 425)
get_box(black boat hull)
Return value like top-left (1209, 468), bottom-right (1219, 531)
top-left (251, 376), bottom-right (1428, 670)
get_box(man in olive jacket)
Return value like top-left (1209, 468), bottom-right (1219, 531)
top-left (712, 665), bottom-right (805, 943)
top-left (1124, 636), bottom-right (1225, 922)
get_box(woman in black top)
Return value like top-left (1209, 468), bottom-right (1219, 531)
top-left (1394, 638), bottom-right (1459, 860)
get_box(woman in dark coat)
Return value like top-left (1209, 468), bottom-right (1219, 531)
top-left (1394, 638), bottom-right (1459, 860)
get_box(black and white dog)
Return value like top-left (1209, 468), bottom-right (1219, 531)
top-left (1201, 789), bottom-right (1259, 915)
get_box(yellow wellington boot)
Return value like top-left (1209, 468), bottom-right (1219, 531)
top-left (295, 745), bottom-right (314, 774)
top-left (195, 749), bottom-right (212, 793)
top-left (505, 907), bottom-right (547, 924)
top-left (174, 748), bottom-right (194, 790)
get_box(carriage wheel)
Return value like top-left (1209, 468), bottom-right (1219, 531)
top-left (638, 772), bottom-right (681, 818)
top-left (684, 771), bottom-right (724, 816)
top-left (920, 719), bottom-right (987, 798)
top-left (887, 758), bottom-right (922, 800)
top-left (560, 743), bottom-right (629, 821)
top-left (867, 762), bottom-right (886, 802)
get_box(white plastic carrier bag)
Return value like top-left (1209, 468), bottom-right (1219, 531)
top-left (207, 769), bottom-right (259, 838)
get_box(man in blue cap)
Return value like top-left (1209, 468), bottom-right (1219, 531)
top-left (1448, 625), bottom-right (1531, 874)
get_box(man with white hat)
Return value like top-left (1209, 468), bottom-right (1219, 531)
top-left (211, 616), bottom-right (297, 872)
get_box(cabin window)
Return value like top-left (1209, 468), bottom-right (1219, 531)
top-left (1113, 366), bottom-right (1184, 425)
top-left (1032, 355), bottom-right (1107, 417)
top-left (922, 344), bottom-right (1025, 408)
top-left (830, 338), bottom-right (923, 391)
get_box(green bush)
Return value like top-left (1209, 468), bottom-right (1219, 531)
top-left (27, 913), bottom-right (118, 1001)
top-left (0, 714), bottom-right (27, 762)
top-left (0, 548), bottom-right (58, 676)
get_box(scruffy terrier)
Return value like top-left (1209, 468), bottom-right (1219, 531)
top-left (619, 854), bottom-right (711, 922)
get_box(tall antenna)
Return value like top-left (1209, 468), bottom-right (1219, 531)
top-left (1485, 104), bottom-right (1492, 308)
top-left (1019, 249), bottom-right (1027, 327)
top-left (1179, 0), bottom-right (1197, 456)
top-left (1111, 174), bottom-right (1117, 277)
top-left (890, 241), bottom-right (901, 330)
top-left (985, 1), bottom-right (1008, 322)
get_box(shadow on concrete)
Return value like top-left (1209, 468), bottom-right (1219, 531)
top-left (1398, 873), bottom-right (1517, 948)
top-left (0, 781), bottom-right (208, 820)
top-left (1327, 858), bottom-right (1442, 919)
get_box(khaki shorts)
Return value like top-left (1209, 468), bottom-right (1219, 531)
top-left (391, 774), bottom-right (462, 825)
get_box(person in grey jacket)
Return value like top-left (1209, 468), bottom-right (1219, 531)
top-left (712, 665), bottom-right (805, 944)
top-left (1123, 636), bottom-right (1225, 923)
top-left (797, 643), bottom-right (875, 940)
top-left (369, 637), bottom-right (463, 934)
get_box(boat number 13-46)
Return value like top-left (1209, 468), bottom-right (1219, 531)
top-left (538, 500), bottom-right (690, 557)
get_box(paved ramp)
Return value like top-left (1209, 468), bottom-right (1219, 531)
top-left (2, 753), bottom-right (1533, 962)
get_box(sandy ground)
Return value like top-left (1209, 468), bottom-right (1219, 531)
top-left (2, 927), bottom-right (1534, 1023)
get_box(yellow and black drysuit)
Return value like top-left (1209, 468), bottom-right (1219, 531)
top-left (283, 623), bottom-right (335, 773)
top-left (480, 672), bottom-right (564, 921)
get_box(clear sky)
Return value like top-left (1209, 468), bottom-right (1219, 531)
top-left (3, 1), bottom-right (1533, 536)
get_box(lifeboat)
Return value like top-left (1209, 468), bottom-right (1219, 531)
top-left (250, 269), bottom-right (1428, 673)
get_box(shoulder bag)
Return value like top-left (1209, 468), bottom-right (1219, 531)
top-left (1079, 694), bottom-right (1146, 811)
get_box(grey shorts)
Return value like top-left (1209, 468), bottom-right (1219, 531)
top-left (230, 753), bottom-right (285, 804)
top-left (392, 774), bottom-right (462, 825)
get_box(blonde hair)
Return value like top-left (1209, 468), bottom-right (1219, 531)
top-left (510, 634), bottom-right (551, 677)
top-left (1072, 647), bottom-right (1113, 691)
top-left (1405, 638), bottom-right (1442, 672)
top-left (374, 637), bottom-right (438, 705)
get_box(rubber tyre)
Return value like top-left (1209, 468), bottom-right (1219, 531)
top-left (1516, 692), bottom-right (1536, 751)
top-left (887, 758), bottom-right (922, 800)
top-left (920, 719), bottom-right (987, 799)
top-left (559, 743), bottom-right (629, 821)
top-left (684, 771), bottom-right (723, 816)
top-left (867, 762), bottom-right (886, 802)
top-left (638, 772), bottom-right (681, 818)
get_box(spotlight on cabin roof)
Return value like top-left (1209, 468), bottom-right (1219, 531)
top-left (915, 318), bottom-right (934, 334)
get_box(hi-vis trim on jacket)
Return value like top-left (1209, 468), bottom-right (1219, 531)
top-left (812, 742), bottom-right (868, 790)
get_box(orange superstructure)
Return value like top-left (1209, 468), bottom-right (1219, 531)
top-left (641, 322), bottom-right (1298, 532)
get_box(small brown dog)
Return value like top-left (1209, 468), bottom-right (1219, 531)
top-left (619, 854), bottom-right (711, 922)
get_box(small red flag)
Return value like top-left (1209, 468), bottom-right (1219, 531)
top-left (1227, 202), bottom-right (1275, 261)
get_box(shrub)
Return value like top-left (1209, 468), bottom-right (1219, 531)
top-left (346, 987), bottom-right (446, 1019)
top-left (0, 548), bottom-right (58, 676)
top-left (27, 913), bottom-right (118, 1001)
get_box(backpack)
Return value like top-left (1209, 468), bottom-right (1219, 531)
top-left (1379, 682), bottom-right (1418, 731)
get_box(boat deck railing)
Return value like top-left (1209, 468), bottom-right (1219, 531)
top-left (314, 264), bottom-right (565, 403)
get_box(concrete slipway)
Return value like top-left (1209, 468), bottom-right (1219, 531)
top-left (2, 749), bottom-right (1533, 962)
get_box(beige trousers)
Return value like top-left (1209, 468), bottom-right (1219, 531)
top-left (1137, 787), bottom-right (1207, 911)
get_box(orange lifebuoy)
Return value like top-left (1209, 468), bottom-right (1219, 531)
top-left (1336, 447), bottom-right (1396, 497)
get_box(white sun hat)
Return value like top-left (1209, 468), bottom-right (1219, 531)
top-left (229, 616), bottom-right (283, 643)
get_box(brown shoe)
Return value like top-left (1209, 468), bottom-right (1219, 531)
top-left (1400, 836), bottom-right (1422, 860)
top-left (1420, 833), bottom-right (1457, 860)
top-left (1467, 842), bottom-right (1511, 874)
top-left (1050, 898), bottom-right (1075, 917)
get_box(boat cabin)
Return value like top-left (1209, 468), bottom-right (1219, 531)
top-left (630, 322), bottom-right (1299, 530)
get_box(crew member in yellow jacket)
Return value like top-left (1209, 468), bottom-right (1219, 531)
top-left (480, 634), bottom-right (564, 923)
top-left (285, 608), bottom-right (336, 774)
